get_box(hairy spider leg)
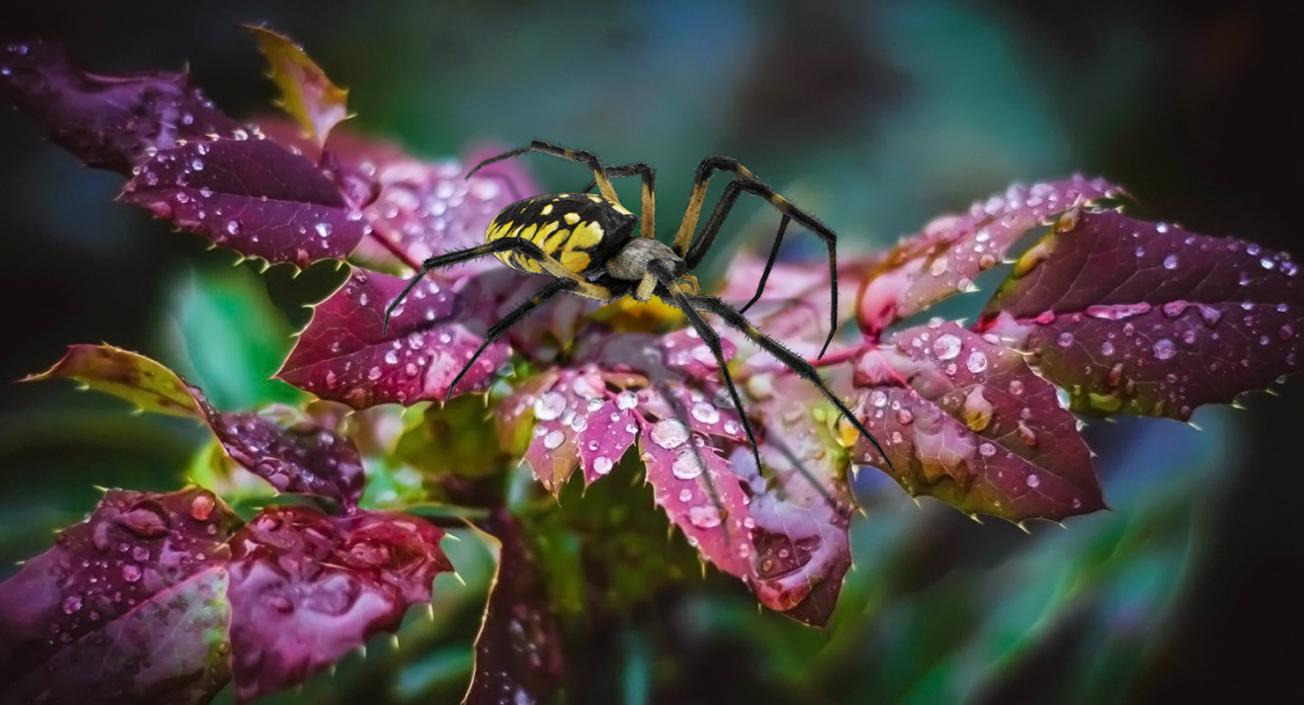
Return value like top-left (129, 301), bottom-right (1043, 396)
top-left (581, 162), bottom-right (657, 239)
top-left (382, 238), bottom-right (613, 335)
top-left (686, 294), bottom-right (895, 473)
top-left (650, 261), bottom-right (764, 475)
top-left (686, 177), bottom-right (841, 358)
top-left (466, 139), bottom-right (622, 205)
top-left (671, 156), bottom-right (759, 256)
top-left (740, 214), bottom-right (790, 314)
top-left (442, 277), bottom-right (578, 397)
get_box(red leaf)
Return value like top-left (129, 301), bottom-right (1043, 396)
top-left (119, 138), bottom-right (366, 267)
top-left (858, 177), bottom-right (1119, 336)
top-left (0, 40), bottom-right (240, 173)
top-left (981, 210), bottom-right (1304, 419)
top-left (278, 268), bottom-right (510, 407)
top-left (0, 487), bottom-right (239, 704)
top-left (853, 322), bottom-right (1103, 521)
top-left (29, 344), bottom-right (365, 508)
top-left (227, 506), bottom-right (451, 701)
top-left (463, 511), bottom-right (563, 705)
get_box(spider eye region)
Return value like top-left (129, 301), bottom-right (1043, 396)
top-left (485, 193), bottom-right (636, 276)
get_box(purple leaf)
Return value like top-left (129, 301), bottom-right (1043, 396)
top-left (743, 375), bottom-right (855, 626)
top-left (278, 268), bottom-right (510, 407)
top-left (639, 432), bottom-right (753, 579)
top-left (577, 399), bottom-right (639, 486)
top-left (464, 510), bottom-right (563, 705)
top-left (0, 40), bottom-right (240, 173)
top-left (982, 210), bottom-right (1304, 419)
top-left (119, 138), bottom-right (366, 267)
top-left (853, 322), bottom-right (1103, 521)
top-left (226, 506), bottom-right (452, 702)
top-left (29, 344), bottom-right (366, 508)
top-left (0, 488), bottom-right (239, 704)
top-left (857, 177), bottom-right (1119, 336)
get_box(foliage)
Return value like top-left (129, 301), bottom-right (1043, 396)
top-left (1, 30), bottom-right (1300, 704)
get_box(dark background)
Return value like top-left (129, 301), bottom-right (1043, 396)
top-left (1, 1), bottom-right (1300, 702)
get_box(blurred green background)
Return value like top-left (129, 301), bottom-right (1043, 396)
top-left (1, 1), bottom-right (1300, 703)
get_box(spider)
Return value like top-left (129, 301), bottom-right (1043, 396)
top-left (384, 140), bottom-right (891, 472)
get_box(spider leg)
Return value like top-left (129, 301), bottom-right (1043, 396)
top-left (740, 214), bottom-right (790, 314)
top-left (671, 156), bottom-right (759, 256)
top-left (465, 139), bottom-right (622, 205)
top-left (443, 277), bottom-right (578, 397)
top-left (650, 262), bottom-right (764, 475)
top-left (686, 177), bottom-right (841, 358)
top-left (686, 294), bottom-right (895, 473)
top-left (581, 162), bottom-right (656, 239)
top-left (382, 238), bottom-right (611, 335)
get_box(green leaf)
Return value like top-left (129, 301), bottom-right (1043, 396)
top-left (246, 25), bottom-right (351, 149)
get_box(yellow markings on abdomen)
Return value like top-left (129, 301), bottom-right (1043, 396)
top-left (485, 209), bottom-right (607, 275)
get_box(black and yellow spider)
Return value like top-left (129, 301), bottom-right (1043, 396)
top-left (385, 140), bottom-right (890, 470)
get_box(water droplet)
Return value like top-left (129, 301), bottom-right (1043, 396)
top-left (616, 390), bottom-right (638, 410)
top-left (1056, 332), bottom-right (1074, 348)
top-left (688, 505), bottom-right (722, 529)
top-left (678, 488), bottom-right (693, 502)
top-left (1100, 341), bottom-right (1115, 356)
top-left (964, 387), bottom-right (994, 432)
top-left (1025, 474), bottom-right (1041, 488)
top-left (367, 366), bottom-right (382, 381)
top-left (593, 456), bottom-right (614, 475)
top-left (542, 430), bottom-right (566, 450)
top-left (929, 257), bottom-right (949, 276)
top-left (1153, 338), bottom-right (1177, 360)
top-left (978, 442), bottom-right (997, 457)
top-left (190, 493), bottom-right (215, 521)
top-left (651, 419), bottom-right (690, 450)
top-left (225, 220), bottom-right (241, 236)
top-left (62, 595), bottom-right (82, 614)
top-left (315, 222), bottom-right (333, 238)
top-left (533, 392), bottom-right (567, 421)
top-left (691, 402), bottom-right (720, 424)
top-left (1163, 254), bottom-right (1179, 270)
top-left (965, 350), bottom-right (988, 373)
top-left (671, 449), bottom-right (706, 480)
top-left (933, 334), bottom-right (962, 360)
top-left (121, 564), bottom-right (142, 583)
top-left (869, 389), bottom-right (888, 408)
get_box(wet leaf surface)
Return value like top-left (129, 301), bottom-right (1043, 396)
top-left (119, 138), bottom-right (366, 267)
top-left (982, 210), bottom-right (1304, 419)
top-left (857, 177), bottom-right (1118, 336)
top-left (853, 322), bottom-right (1103, 521)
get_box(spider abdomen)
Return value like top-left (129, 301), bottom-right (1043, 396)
top-left (486, 193), bottom-right (638, 276)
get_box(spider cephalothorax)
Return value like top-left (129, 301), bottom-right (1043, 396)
top-left (384, 140), bottom-right (890, 471)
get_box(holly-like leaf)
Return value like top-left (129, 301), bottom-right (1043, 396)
top-left (743, 374), bottom-right (855, 626)
top-left (246, 25), bottom-right (349, 149)
top-left (278, 268), bottom-right (510, 407)
top-left (857, 177), bottom-right (1119, 336)
top-left (981, 210), bottom-right (1304, 419)
top-left (0, 487), bottom-right (239, 704)
top-left (853, 322), bottom-right (1103, 521)
top-left (464, 510), bottom-right (563, 705)
top-left (119, 138), bottom-right (366, 267)
top-left (0, 40), bottom-right (240, 173)
top-left (30, 344), bottom-right (365, 508)
top-left (227, 506), bottom-right (452, 701)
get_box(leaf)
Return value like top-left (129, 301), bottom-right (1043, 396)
top-left (119, 138), bottom-right (367, 267)
top-left (23, 343), bottom-right (202, 418)
top-left (226, 506), bottom-right (452, 701)
top-left (30, 344), bottom-right (365, 508)
top-left (277, 268), bottom-right (511, 407)
top-left (0, 487), bottom-right (240, 704)
top-left (981, 209), bottom-right (1304, 419)
top-left (852, 322), bottom-right (1103, 521)
top-left (0, 40), bottom-right (240, 173)
top-left (463, 511), bottom-right (563, 705)
top-left (744, 374), bottom-right (855, 626)
top-left (857, 177), bottom-right (1119, 336)
top-left (246, 25), bottom-right (350, 149)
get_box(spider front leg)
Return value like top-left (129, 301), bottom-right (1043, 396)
top-left (466, 139), bottom-right (622, 205)
top-left (686, 177), bottom-right (842, 358)
top-left (382, 238), bottom-right (609, 335)
top-left (671, 156), bottom-right (759, 256)
top-left (442, 277), bottom-right (578, 398)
